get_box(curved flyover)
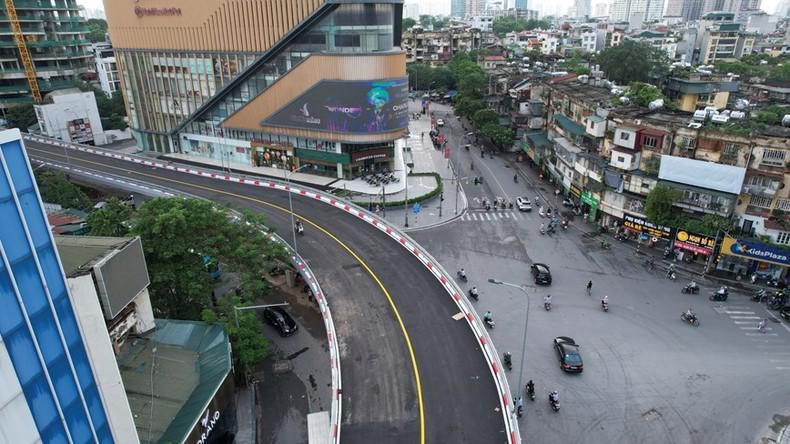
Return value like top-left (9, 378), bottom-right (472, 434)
top-left (24, 137), bottom-right (515, 444)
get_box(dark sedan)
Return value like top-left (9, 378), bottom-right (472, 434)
top-left (554, 336), bottom-right (583, 372)
top-left (263, 306), bottom-right (299, 336)
top-left (531, 263), bottom-right (552, 285)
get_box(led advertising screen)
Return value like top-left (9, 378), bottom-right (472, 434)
top-left (263, 77), bottom-right (409, 134)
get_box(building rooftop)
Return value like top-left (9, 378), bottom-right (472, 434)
top-left (55, 235), bottom-right (132, 277)
top-left (483, 55), bottom-right (506, 61)
top-left (118, 319), bottom-right (231, 444)
top-left (548, 80), bottom-right (615, 106)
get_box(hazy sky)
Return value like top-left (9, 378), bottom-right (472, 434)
top-left (78, 0), bottom-right (783, 20)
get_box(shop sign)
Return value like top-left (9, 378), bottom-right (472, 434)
top-left (570, 184), bottom-right (582, 199)
top-left (674, 230), bottom-right (714, 255)
top-left (721, 236), bottom-right (790, 267)
top-left (196, 409), bottom-right (221, 444)
top-left (351, 148), bottom-right (390, 162)
top-left (622, 213), bottom-right (673, 240)
top-left (135, 6), bottom-right (182, 17)
top-left (580, 191), bottom-right (599, 210)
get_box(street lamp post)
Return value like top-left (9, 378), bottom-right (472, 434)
top-left (285, 164), bottom-right (310, 255)
top-left (488, 278), bottom-right (531, 417)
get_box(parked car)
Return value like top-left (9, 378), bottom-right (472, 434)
top-left (436, 118), bottom-right (445, 127)
top-left (531, 263), bottom-right (552, 285)
top-left (263, 307), bottom-right (299, 336)
top-left (516, 196), bottom-right (532, 212)
top-left (554, 336), bottom-right (583, 372)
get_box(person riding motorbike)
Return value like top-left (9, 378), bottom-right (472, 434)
top-left (483, 311), bottom-right (493, 325)
top-left (717, 285), bottom-right (728, 296)
top-left (540, 223), bottom-right (546, 234)
top-left (667, 264), bottom-right (676, 279)
top-left (458, 268), bottom-right (466, 280)
top-left (503, 352), bottom-right (512, 366)
top-left (601, 295), bottom-right (609, 307)
top-left (469, 286), bottom-right (479, 299)
top-left (685, 307), bottom-right (696, 321)
top-left (295, 220), bottom-right (304, 233)
top-left (758, 318), bottom-right (767, 333)
top-left (526, 380), bottom-right (535, 395)
top-left (549, 390), bottom-right (559, 403)
top-left (544, 294), bottom-right (552, 305)
top-left (514, 174), bottom-right (518, 183)
top-left (689, 280), bottom-right (698, 291)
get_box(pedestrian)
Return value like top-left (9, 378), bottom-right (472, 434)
top-left (758, 318), bottom-right (767, 333)
top-left (535, 196), bottom-right (540, 206)
top-left (586, 280), bottom-right (592, 296)
top-left (421, 131), bottom-right (424, 140)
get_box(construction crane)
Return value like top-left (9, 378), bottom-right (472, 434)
top-left (5, 0), bottom-right (42, 103)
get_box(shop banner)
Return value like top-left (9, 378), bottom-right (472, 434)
top-left (622, 213), bottom-right (673, 240)
top-left (674, 229), bottom-right (715, 255)
top-left (721, 236), bottom-right (790, 267)
top-left (570, 184), bottom-right (582, 199)
top-left (580, 191), bottom-right (599, 210)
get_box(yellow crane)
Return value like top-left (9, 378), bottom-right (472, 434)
top-left (5, 0), bottom-right (42, 103)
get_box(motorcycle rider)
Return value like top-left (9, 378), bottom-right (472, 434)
top-left (483, 311), bottom-right (493, 323)
top-left (540, 223), bottom-right (545, 234)
top-left (601, 295), bottom-right (609, 307)
top-left (458, 268), bottom-right (467, 280)
top-left (667, 264), bottom-right (676, 279)
top-left (503, 352), bottom-right (512, 366)
top-left (758, 318), bottom-right (767, 333)
top-left (526, 380), bottom-right (535, 396)
top-left (295, 219), bottom-right (304, 233)
top-left (685, 307), bottom-right (696, 322)
top-left (688, 280), bottom-right (698, 291)
top-left (717, 285), bottom-right (728, 296)
top-left (549, 390), bottom-right (559, 404)
top-left (469, 286), bottom-right (479, 299)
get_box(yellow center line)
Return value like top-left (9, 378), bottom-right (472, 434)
top-left (28, 147), bottom-right (426, 443)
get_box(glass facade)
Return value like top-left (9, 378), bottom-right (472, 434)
top-left (118, 3), bottom-right (398, 154)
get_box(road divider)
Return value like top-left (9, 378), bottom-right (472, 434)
top-left (24, 134), bottom-right (520, 444)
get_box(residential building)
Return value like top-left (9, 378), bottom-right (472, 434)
top-left (34, 90), bottom-right (107, 145)
top-left (665, 0), bottom-right (706, 21)
top-left (515, 0), bottom-right (530, 9)
top-left (744, 81), bottom-right (790, 103)
top-left (107, 0), bottom-right (408, 180)
top-left (664, 74), bottom-right (740, 111)
top-left (627, 30), bottom-right (678, 59)
top-left (746, 11), bottom-right (779, 33)
top-left (92, 42), bottom-right (119, 97)
top-left (404, 3), bottom-right (420, 20)
top-left (466, 0), bottom-right (486, 17)
top-left (610, 0), bottom-right (665, 24)
top-left (572, 0), bottom-right (592, 18)
top-left (699, 21), bottom-right (747, 63)
top-left (402, 27), bottom-right (482, 65)
top-left (0, 0), bottom-right (93, 109)
top-left (481, 55), bottom-right (508, 70)
top-left (470, 14), bottom-right (495, 31)
top-left (452, 0), bottom-right (467, 17)
top-left (594, 2), bottom-right (610, 17)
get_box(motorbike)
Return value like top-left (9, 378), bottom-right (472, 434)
top-left (484, 317), bottom-right (495, 329)
top-left (601, 240), bottom-right (611, 250)
top-left (549, 395), bottom-right (560, 412)
top-left (544, 301), bottom-right (552, 311)
top-left (709, 291), bottom-right (728, 302)
top-left (561, 219), bottom-right (568, 231)
top-left (562, 197), bottom-right (574, 207)
top-left (664, 247), bottom-right (673, 259)
top-left (295, 224), bottom-right (304, 236)
top-left (666, 270), bottom-right (677, 280)
top-left (601, 301), bottom-right (609, 312)
top-left (682, 283), bottom-right (699, 294)
top-left (503, 352), bottom-right (512, 371)
top-left (457, 271), bottom-right (468, 282)
top-left (514, 174), bottom-right (518, 183)
top-left (546, 225), bottom-right (556, 236)
top-left (468, 288), bottom-right (479, 301)
top-left (752, 289), bottom-right (768, 302)
top-left (768, 298), bottom-right (785, 310)
top-left (527, 385), bottom-right (536, 401)
top-left (681, 312), bottom-right (700, 327)
top-left (539, 207), bottom-right (546, 217)
top-left (540, 226), bottom-right (546, 235)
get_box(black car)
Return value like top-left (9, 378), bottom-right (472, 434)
top-left (263, 307), bottom-right (298, 336)
top-left (780, 306), bottom-right (790, 322)
top-left (531, 263), bottom-right (552, 285)
top-left (554, 336), bottom-right (583, 372)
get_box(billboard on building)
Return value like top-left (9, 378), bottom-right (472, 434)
top-left (721, 236), bottom-right (790, 267)
top-left (263, 77), bottom-right (409, 134)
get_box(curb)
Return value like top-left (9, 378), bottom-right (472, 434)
top-left (26, 134), bottom-right (521, 444)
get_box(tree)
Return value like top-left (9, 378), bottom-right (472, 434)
top-left (88, 197), bottom-right (132, 236)
top-left (402, 17), bottom-right (416, 30)
top-left (6, 104), bottom-right (37, 131)
top-left (678, 214), bottom-right (735, 237)
top-left (472, 108), bottom-right (498, 128)
top-left (406, 64), bottom-right (455, 91)
top-left (35, 170), bottom-right (93, 210)
top-left (596, 40), bottom-right (669, 84)
top-left (492, 16), bottom-right (551, 37)
top-left (644, 184), bottom-right (681, 226)
top-left (627, 82), bottom-right (664, 107)
top-left (86, 18), bottom-right (108, 43)
top-left (129, 198), bottom-right (286, 320)
top-left (769, 63), bottom-right (790, 82)
top-left (202, 299), bottom-right (270, 374)
top-left (455, 97), bottom-right (485, 118)
top-left (482, 123), bottom-right (513, 149)
top-left (419, 15), bottom-right (433, 27)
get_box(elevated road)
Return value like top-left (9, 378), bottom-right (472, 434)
top-left (25, 140), bottom-right (507, 444)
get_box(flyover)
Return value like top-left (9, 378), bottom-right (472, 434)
top-left (24, 137), bottom-right (514, 444)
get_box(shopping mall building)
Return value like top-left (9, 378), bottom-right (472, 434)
top-left (105, 0), bottom-right (407, 179)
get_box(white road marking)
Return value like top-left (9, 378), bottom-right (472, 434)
top-left (740, 326), bottom-right (772, 330)
top-left (504, 213), bottom-right (511, 219)
top-left (729, 316), bottom-right (761, 319)
top-left (472, 213), bottom-right (478, 221)
top-left (511, 213), bottom-right (519, 220)
top-left (725, 311), bottom-right (756, 315)
top-left (769, 359), bottom-right (790, 362)
top-left (746, 333), bottom-right (779, 336)
top-left (733, 321), bottom-right (756, 324)
top-left (485, 213), bottom-right (491, 221)
top-left (775, 367), bottom-right (790, 370)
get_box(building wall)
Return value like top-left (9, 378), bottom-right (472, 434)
top-left (34, 92), bottom-right (107, 145)
top-left (0, 337), bottom-right (41, 444)
top-left (68, 274), bottom-right (139, 444)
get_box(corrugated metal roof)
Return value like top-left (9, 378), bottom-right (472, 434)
top-left (658, 155), bottom-right (746, 194)
top-left (553, 113), bottom-right (586, 136)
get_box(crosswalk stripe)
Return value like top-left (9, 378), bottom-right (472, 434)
top-left (504, 213), bottom-right (511, 219)
top-left (729, 315), bottom-right (760, 319)
top-left (775, 367), bottom-right (790, 370)
top-left (769, 359), bottom-right (790, 362)
top-left (485, 213), bottom-right (491, 221)
top-left (746, 332), bottom-right (778, 336)
top-left (740, 326), bottom-right (772, 330)
top-left (472, 213), bottom-right (478, 221)
top-left (733, 321), bottom-right (756, 324)
top-left (725, 311), bottom-right (756, 314)
top-left (511, 212), bottom-right (519, 220)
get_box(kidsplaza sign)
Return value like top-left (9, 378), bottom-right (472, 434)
top-left (721, 236), bottom-right (790, 267)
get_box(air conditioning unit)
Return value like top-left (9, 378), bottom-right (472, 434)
top-left (711, 114), bottom-right (730, 124)
top-left (693, 110), bottom-right (708, 120)
top-left (688, 122), bottom-right (703, 128)
top-left (730, 111), bottom-right (746, 119)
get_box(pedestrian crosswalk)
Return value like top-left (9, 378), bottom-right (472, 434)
top-left (717, 304), bottom-right (789, 369)
top-left (460, 210), bottom-right (522, 222)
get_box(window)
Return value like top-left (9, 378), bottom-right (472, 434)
top-left (642, 136), bottom-right (657, 148)
top-left (335, 34), bottom-right (361, 47)
top-left (777, 232), bottom-right (790, 245)
top-left (749, 195), bottom-right (772, 208)
top-left (620, 132), bottom-right (630, 141)
top-left (776, 199), bottom-right (790, 211)
top-left (589, 121), bottom-right (595, 129)
top-left (723, 142), bottom-right (740, 157)
top-left (761, 149), bottom-right (787, 166)
top-left (681, 136), bottom-right (696, 149)
top-left (617, 155), bottom-right (625, 162)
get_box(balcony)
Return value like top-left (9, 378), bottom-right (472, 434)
top-left (13, 1), bottom-right (81, 10)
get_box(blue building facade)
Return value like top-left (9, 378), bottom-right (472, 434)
top-left (0, 129), bottom-right (113, 443)
top-left (515, 0), bottom-right (529, 9)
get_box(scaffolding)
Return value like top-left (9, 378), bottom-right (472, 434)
top-left (5, 0), bottom-right (42, 103)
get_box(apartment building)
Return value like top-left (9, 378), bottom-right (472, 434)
top-left (402, 27), bottom-right (482, 65)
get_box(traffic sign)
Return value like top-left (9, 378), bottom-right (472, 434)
top-left (412, 202), bottom-right (422, 214)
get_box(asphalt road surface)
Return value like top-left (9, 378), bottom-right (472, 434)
top-left (411, 114), bottom-right (790, 443)
top-left (25, 140), bottom-right (507, 444)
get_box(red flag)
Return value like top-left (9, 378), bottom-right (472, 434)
top-left (444, 147), bottom-right (450, 159)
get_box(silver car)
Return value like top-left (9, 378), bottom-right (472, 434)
top-left (516, 196), bottom-right (532, 212)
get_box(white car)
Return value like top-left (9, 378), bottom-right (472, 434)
top-left (516, 197), bottom-right (532, 212)
top-left (436, 118), bottom-right (445, 127)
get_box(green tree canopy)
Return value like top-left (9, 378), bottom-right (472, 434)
top-left (472, 108), bottom-right (498, 128)
top-left (596, 40), bottom-right (669, 84)
top-left (492, 16), bottom-right (551, 37)
top-left (482, 123), bottom-right (512, 149)
top-left (130, 198), bottom-right (286, 320)
top-left (626, 82), bottom-right (665, 107)
top-left (769, 63), bottom-right (790, 82)
top-left (6, 104), bottom-right (37, 131)
top-left (454, 97), bottom-right (485, 118)
top-left (644, 183), bottom-right (681, 226)
top-left (406, 64), bottom-right (455, 91)
top-left (35, 170), bottom-right (92, 210)
top-left (86, 18), bottom-right (107, 43)
top-left (202, 299), bottom-right (270, 374)
top-left (402, 17), bottom-right (416, 30)
top-left (678, 214), bottom-right (736, 237)
top-left (88, 197), bottom-right (132, 236)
